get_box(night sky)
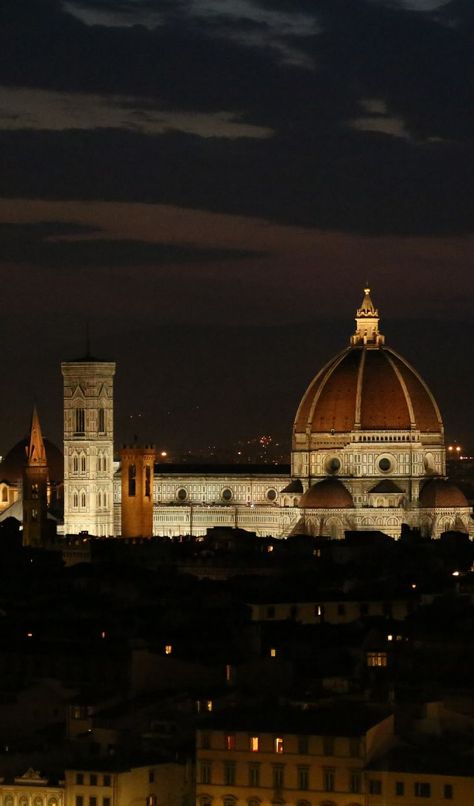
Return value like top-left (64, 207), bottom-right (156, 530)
top-left (1, 0), bottom-right (473, 457)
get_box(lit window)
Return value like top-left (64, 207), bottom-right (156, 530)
top-left (250, 736), bottom-right (259, 752)
top-left (270, 647), bottom-right (277, 658)
top-left (226, 734), bottom-right (236, 750)
top-left (274, 737), bottom-right (284, 753)
top-left (206, 700), bottom-right (213, 712)
top-left (165, 644), bottom-right (172, 655)
top-left (367, 652), bottom-right (387, 668)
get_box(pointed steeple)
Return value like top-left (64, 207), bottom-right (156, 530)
top-left (350, 285), bottom-right (385, 347)
top-left (26, 406), bottom-right (47, 467)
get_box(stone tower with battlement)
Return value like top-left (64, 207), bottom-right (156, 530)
top-left (61, 357), bottom-right (116, 536)
top-left (120, 444), bottom-right (156, 537)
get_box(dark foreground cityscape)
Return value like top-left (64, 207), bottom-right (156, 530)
top-left (0, 289), bottom-right (474, 806)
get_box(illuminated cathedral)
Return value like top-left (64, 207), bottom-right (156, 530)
top-left (1, 288), bottom-right (472, 541)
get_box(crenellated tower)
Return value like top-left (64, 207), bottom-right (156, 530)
top-left (120, 444), bottom-right (156, 537)
top-left (61, 356), bottom-right (116, 536)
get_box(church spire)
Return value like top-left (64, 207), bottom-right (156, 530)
top-left (350, 285), bottom-right (385, 347)
top-left (26, 405), bottom-right (47, 467)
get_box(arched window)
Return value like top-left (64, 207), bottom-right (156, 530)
top-left (81, 492), bottom-right (86, 508)
top-left (103, 492), bottom-right (107, 507)
top-left (98, 407), bottom-right (105, 433)
top-left (75, 407), bottom-right (85, 434)
top-left (98, 491), bottom-right (102, 508)
top-left (97, 455), bottom-right (102, 472)
top-left (1, 486), bottom-right (8, 502)
top-left (73, 492), bottom-right (79, 508)
top-left (129, 464), bottom-right (136, 497)
top-left (103, 456), bottom-right (107, 471)
top-left (81, 455), bottom-right (87, 472)
top-left (73, 455), bottom-right (79, 473)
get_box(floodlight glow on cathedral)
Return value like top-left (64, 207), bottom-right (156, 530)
top-left (0, 288), bottom-right (472, 540)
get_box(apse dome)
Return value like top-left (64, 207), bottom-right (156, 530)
top-left (300, 477), bottom-right (354, 508)
top-left (419, 479), bottom-right (469, 509)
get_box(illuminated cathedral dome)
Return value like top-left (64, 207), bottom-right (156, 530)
top-left (419, 479), bottom-right (468, 509)
top-left (294, 288), bottom-right (443, 438)
top-left (300, 477), bottom-right (354, 508)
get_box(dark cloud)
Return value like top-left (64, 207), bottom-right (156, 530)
top-left (0, 221), bottom-right (262, 267)
top-left (1, 128), bottom-right (473, 236)
top-left (0, 0), bottom-right (474, 236)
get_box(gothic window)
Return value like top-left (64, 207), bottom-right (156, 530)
top-left (98, 407), bottom-right (105, 433)
top-left (81, 455), bottom-right (87, 472)
top-left (98, 491), bottom-right (102, 508)
top-left (129, 464), bottom-right (136, 497)
top-left (81, 492), bottom-right (87, 508)
top-left (145, 465), bottom-right (151, 498)
top-left (75, 407), bottom-right (85, 434)
top-left (97, 455), bottom-right (102, 472)
top-left (73, 455), bottom-right (79, 473)
top-left (103, 456), bottom-right (107, 471)
top-left (73, 492), bottom-right (79, 508)
top-left (103, 492), bottom-right (107, 507)
top-left (1, 487), bottom-right (7, 502)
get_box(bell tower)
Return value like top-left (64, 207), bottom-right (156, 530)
top-left (22, 406), bottom-right (49, 547)
top-left (61, 356), bottom-right (116, 536)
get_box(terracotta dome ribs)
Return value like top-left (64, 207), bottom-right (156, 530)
top-left (388, 351), bottom-right (442, 432)
top-left (360, 349), bottom-right (411, 430)
top-left (309, 348), bottom-right (361, 433)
